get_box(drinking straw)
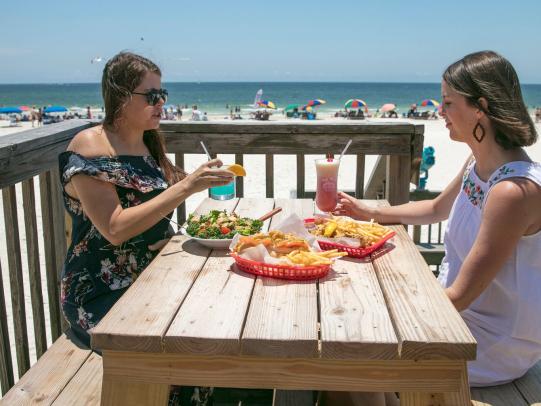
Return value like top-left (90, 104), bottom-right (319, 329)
top-left (339, 139), bottom-right (353, 161)
top-left (200, 140), bottom-right (212, 161)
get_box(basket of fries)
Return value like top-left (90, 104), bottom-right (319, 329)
top-left (304, 216), bottom-right (396, 258)
top-left (229, 214), bottom-right (347, 280)
top-left (230, 251), bottom-right (333, 280)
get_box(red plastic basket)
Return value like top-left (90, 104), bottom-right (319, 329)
top-left (230, 252), bottom-right (331, 280)
top-left (304, 218), bottom-right (396, 258)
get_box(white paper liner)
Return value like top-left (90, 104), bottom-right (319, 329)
top-left (229, 213), bottom-right (323, 266)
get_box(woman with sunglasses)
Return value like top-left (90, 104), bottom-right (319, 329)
top-left (58, 52), bottom-right (233, 352)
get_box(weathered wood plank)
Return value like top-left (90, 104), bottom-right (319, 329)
top-left (1, 332), bottom-right (91, 406)
top-left (100, 375), bottom-right (170, 406)
top-left (296, 154), bottom-right (305, 198)
top-left (21, 178), bottom-right (48, 358)
top-left (159, 121), bottom-right (419, 135)
top-left (51, 168), bottom-right (69, 333)
top-left (319, 257), bottom-right (399, 360)
top-left (355, 154), bottom-right (365, 198)
top-left (386, 154), bottom-right (411, 205)
top-left (101, 351), bottom-right (467, 393)
top-left (2, 185), bottom-right (31, 376)
top-left (52, 352), bottom-right (103, 406)
top-left (266, 154), bottom-right (274, 198)
top-left (90, 198), bottom-right (239, 352)
top-left (174, 153), bottom-right (186, 226)
top-left (39, 171), bottom-right (62, 340)
top-left (470, 384), bottom-right (527, 406)
top-left (0, 120), bottom-right (94, 188)
top-left (367, 200), bottom-right (476, 361)
top-left (513, 361), bottom-right (541, 405)
top-left (164, 198), bottom-right (275, 355)
top-left (401, 361), bottom-right (471, 406)
top-left (162, 132), bottom-right (412, 156)
top-left (0, 259), bottom-right (14, 394)
top-left (241, 199), bottom-right (319, 358)
top-left (235, 153), bottom-right (244, 197)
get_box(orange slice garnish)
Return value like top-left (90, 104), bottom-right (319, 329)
top-left (226, 164), bottom-right (246, 177)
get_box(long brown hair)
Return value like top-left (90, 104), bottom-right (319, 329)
top-left (443, 50), bottom-right (537, 149)
top-left (101, 51), bottom-right (185, 184)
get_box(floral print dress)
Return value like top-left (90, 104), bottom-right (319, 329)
top-left (58, 151), bottom-right (173, 347)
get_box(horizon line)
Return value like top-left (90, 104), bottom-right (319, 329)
top-left (1, 80), bottom-right (540, 86)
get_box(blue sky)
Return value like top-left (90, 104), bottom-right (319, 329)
top-left (1, 0), bottom-right (540, 84)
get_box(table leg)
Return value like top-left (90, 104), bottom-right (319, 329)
top-left (101, 373), bottom-right (170, 406)
top-left (399, 361), bottom-right (471, 406)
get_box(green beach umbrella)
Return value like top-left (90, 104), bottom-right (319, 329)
top-left (284, 103), bottom-right (299, 112)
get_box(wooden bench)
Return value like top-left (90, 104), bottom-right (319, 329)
top-left (471, 361), bottom-right (541, 405)
top-left (1, 331), bottom-right (102, 405)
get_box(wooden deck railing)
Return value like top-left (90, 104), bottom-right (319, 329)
top-left (0, 119), bottom-right (424, 395)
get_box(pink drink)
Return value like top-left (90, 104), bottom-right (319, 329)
top-left (315, 158), bottom-right (340, 212)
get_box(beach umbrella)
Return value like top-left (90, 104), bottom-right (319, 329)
top-left (344, 99), bottom-right (367, 109)
top-left (305, 99), bottom-right (326, 107)
top-left (257, 100), bottom-right (276, 109)
top-left (380, 103), bottom-right (396, 113)
top-left (0, 107), bottom-right (22, 114)
top-left (44, 106), bottom-right (68, 113)
top-left (420, 99), bottom-right (440, 107)
top-left (19, 106), bottom-right (31, 111)
top-left (284, 103), bottom-right (300, 112)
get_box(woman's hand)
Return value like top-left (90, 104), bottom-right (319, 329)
top-left (332, 192), bottom-right (376, 221)
top-left (181, 159), bottom-right (235, 194)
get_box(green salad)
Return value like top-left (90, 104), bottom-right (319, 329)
top-left (186, 210), bottom-right (263, 239)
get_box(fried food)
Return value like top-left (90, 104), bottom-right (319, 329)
top-left (233, 230), bottom-right (346, 266)
top-left (309, 216), bottom-right (393, 248)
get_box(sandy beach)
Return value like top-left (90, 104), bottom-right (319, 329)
top-left (1, 116), bottom-right (540, 378)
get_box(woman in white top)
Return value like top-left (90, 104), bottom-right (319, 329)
top-left (325, 51), bottom-right (541, 406)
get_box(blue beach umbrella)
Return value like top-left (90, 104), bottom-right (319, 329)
top-left (0, 107), bottom-right (23, 114)
top-left (44, 106), bottom-right (68, 113)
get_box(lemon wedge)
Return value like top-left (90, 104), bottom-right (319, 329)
top-left (226, 164), bottom-right (246, 177)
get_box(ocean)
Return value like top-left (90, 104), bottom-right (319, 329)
top-left (1, 82), bottom-right (541, 115)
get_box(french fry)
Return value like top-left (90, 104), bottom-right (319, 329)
top-left (309, 216), bottom-right (392, 248)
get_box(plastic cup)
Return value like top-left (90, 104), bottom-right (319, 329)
top-left (210, 179), bottom-right (235, 200)
top-left (315, 158), bottom-right (340, 212)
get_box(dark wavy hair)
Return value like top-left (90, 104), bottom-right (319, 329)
top-left (443, 50), bottom-right (537, 149)
top-left (101, 51), bottom-right (185, 184)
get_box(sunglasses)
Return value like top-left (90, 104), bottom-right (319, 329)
top-left (132, 88), bottom-right (168, 106)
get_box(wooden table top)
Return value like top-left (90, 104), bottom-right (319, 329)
top-left (90, 197), bottom-right (476, 362)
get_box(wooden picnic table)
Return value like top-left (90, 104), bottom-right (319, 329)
top-left (90, 197), bottom-right (476, 406)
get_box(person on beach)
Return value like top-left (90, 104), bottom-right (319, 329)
top-left (58, 52), bottom-right (233, 346)
top-left (327, 50), bottom-right (541, 405)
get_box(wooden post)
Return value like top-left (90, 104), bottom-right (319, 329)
top-left (21, 178), bottom-right (48, 359)
top-left (266, 154), bottom-right (274, 198)
top-left (2, 185), bottom-right (31, 376)
top-left (175, 153), bottom-right (186, 226)
top-left (39, 171), bottom-right (62, 341)
top-left (235, 153), bottom-right (244, 198)
top-left (0, 259), bottom-right (14, 394)
top-left (296, 154), bottom-right (305, 198)
top-left (355, 154), bottom-right (365, 199)
top-left (385, 155), bottom-right (411, 206)
top-left (50, 166), bottom-right (69, 333)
